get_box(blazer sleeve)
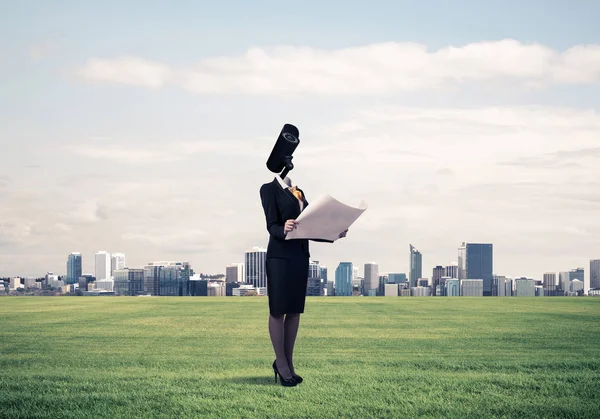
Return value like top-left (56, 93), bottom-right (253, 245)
top-left (260, 184), bottom-right (286, 240)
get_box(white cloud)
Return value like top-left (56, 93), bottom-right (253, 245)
top-left (75, 40), bottom-right (600, 96)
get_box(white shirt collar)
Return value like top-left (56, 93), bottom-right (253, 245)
top-left (275, 175), bottom-right (294, 190)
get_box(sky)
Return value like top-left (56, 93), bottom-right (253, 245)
top-left (1, 1), bottom-right (600, 290)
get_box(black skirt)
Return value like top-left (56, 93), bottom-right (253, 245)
top-left (266, 256), bottom-right (309, 316)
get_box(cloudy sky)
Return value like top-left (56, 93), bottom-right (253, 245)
top-left (1, 1), bottom-right (599, 289)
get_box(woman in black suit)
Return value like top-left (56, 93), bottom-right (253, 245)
top-left (260, 175), bottom-right (347, 387)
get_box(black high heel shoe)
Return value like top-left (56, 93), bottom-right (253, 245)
top-left (272, 361), bottom-right (297, 387)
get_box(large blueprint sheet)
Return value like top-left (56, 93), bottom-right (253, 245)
top-left (285, 194), bottom-right (368, 241)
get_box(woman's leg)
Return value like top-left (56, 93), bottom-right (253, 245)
top-left (269, 314), bottom-right (293, 379)
top-left (284, 313), bottom-right (301, 375)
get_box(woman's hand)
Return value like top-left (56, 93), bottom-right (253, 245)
top-left (284, 219), bottom-right (298, 234)
top-left (339, 229), bottom-right (348, 238)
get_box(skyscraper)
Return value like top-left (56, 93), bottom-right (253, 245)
top-left (432, 265), bottom-right (445, 293)
top-left (409, 244), bottom-right (422, 288)
top-left (335, 262), bottom-right (353, 296)
top-left (111, 253), bottom-right (126, 275)
top-left (66, 252), bottom-right (82, 284)
top-left (307, 261), bottom-right (323, 296)
top-left (569, 267), bottom-right (584, 290)
top-left (226, 263), bottom-right (244, 283)
top-left (95, 251), bottom-right (111, 281)
top-left (590, 260), bottom-right (600, 290)
top-left (459, 242), bottom-right (493, 296)
top-left (245, 246), bottom-right (267, 288)
top-left (445, 262), bottom-right (458, 279)
top-left (364, 262), bottom-right (379, 296)
top-left (543, 272), bottom-right (557, 296)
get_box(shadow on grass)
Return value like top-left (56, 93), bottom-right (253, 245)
top-left (218, 375), bottom-right (278, 386)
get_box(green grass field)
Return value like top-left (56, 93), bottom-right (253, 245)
top-left (1, 296), bottom-right (599, 418)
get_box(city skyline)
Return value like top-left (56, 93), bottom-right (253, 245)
top-left (1, 2), bottom-right (600, 281)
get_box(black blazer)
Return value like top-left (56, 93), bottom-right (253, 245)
top-left (260, 179), bottom-right (333, 259)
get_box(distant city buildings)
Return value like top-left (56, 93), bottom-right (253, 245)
top-left (409, 244), bottom-right (422, 288)
top-left (364, 262), bottom-right (379, 296)
top-left (245, 247), bottom-right (267, 289)
top-left (335, 262), bottom-right (353, 296)
top-left (66, 253), bottom-right (82, 285)
top-left (111, 253), bottom-right (126, 276)
top-left (459, 242), bottom-right (493, 296)
top-left (590, 259), bottom-right (600, 290)
top-left (226, 263), bottom-right (244, 283)
top-left (95, 251), bottom-right (111, 281)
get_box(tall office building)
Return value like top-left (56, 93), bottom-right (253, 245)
top-left (307, 261), bottom-right (323, 296)
top-left (226, 263), bottom-right (244, 283)
top-left (458, 244), bottom-right (466, 280)
top-left (459, 242), bottom-right (493, 296)
top-left (432, 266), bottom-right (445, 293)
top-left (569, 268), bottom-right (584, 290)
top-left (66, 253), bottom-right (82, 284)
top-left (111, 253), bottom-right (126, 275)
top-left (409, 244), bottom-right (422, 288)
top-left (95, 251), bottom-right (111, 281)
top-left (113, 268), bottom-right (144, 296)
top-left (543, 272), bottom-right (557, 296)
top-left (335, 262), bottom-right (353, 296)
top-left (364, 262), bottom-right (379, 296)
top-left (388, 273), bottom-right (407, 284)
top-left (245, 247), bottom-right (267, 288)
top-left (558, 271), bottom-right (570, 294)
top-left (445, 262), bottom-right (458, 279)
top-left (352, 266), bottom-right (359, 282)
top-left (320, 266), bottom-right (328, 282)
top-left (493, 275), bottom-right (509, 297)
top-left (590, 260), bottom-right (600, 290)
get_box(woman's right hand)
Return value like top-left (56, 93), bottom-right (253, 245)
top-left (284, 219), bottom-right (298, 234)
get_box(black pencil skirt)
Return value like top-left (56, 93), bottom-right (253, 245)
top-left (266, 256), bottom-right (310, 316)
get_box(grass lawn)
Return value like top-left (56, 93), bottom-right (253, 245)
top-left (1, 296), bottom-right (599, 418)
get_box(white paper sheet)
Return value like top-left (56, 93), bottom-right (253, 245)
top-left (284, 194), bottom-right (368, 241)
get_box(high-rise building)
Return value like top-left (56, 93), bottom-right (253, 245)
top-left (335, 262), bottom-right (353, 296)
top-left (320, 266), bottom-right (328, 283)
top-left (226, 263), bottom-right (244, 283)
top-left (388, 273), bottom-right (407, 284)
top-left (432, 266), bottom-right (444, 294)
top-left (364, 262), bottom-right (379, 296)
top-left (445, 262), bottom-right (458, 279)
top-left (459, 242), bottom-right (493, 296)
top-left (307, 261), bottom-right (323, 296)
top-left (113, 268), bottom-right (144, 296)
top-left (543, 272), bottom-right (557, 296)
top-left (95, 251), bottom-right (111, 281)
top-left (245, 247), bottom-right (267, 288)
top-left (409, 244), bottom-right (422, 288)
top-left (111, 253), bottom-right (126, 275)
top-left (66, 253), bottom-right (82, 284)
top-left (590, 260), bottom-right (600, 290)
top-left (159, 262), bottom-right (192, 296)
top-left (458, 244), bottom-right (466, 280)
top-left (558, 271), bottom-right (570, 293)
top-left (493, 275), bottom-right (509, 297)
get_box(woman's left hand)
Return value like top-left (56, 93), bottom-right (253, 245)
top-left (339, 229), bottom-right (348, 238)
